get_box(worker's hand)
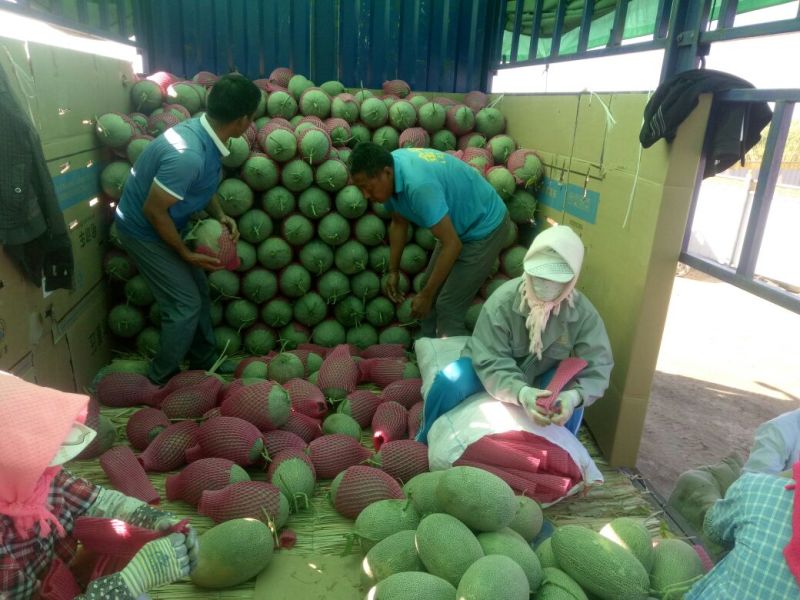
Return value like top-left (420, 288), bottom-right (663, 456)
top-left (410, 291), bottom-right (434, 319)
top-left (156, 517), bottom-right (199, 571)
top-left (119, 533), bottom-right (191, 596)
top-left (220, 214), bottom-right (240, 243)
top-left (385, 270), bottom-right (405, 304)
top-left (550, 389), bottom-right (582, 427)
top-left (183, 250), bottom-right (223, 271)
top-left (518, 386), bottom-right (552, 426)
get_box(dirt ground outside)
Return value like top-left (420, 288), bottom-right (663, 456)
top-left (635, 269), bottom-right (800, 499)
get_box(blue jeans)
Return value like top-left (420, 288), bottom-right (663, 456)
top-left (416, 356), bottom-right (584, 443)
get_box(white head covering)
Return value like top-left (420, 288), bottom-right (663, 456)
top-left (518, 225), bottom-right (585, 359)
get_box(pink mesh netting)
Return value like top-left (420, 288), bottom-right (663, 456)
top-left (165, 457), bottom-right (244, 505)
top-left (203, 406), bottom-right (222, 420)
top-left (333, 465), bottom-right (404, 519)
top-left (38, 557), bottom-right (81, 600)
top-left (399, 127), bottom-right (430, 148)
top-left (361, 344), bottom-right (406, 359)
top-left (77, 397), bottom-right (111, 460)
top-left (380, 378), bottom-right (423, 409)
top-left (262, 429), bottom-right (308, 457)
top-left (371, 401), bottom-right (408, 450)
top-left (198, 481), bottom-right (284, 524)
top-left (125, 407), bottom-right (170, 451)
top-left (269, 67), bottom-right (293, 87)
top-left (324, 117), bottom-right (351, 136)
top-left (96, 372), bottom-right (158, 407)
top-left (196, 224), bottom-right (240, 271)
top-left (234, 356), bottom-right (271, 378)
top-left (462, 146), bottom-right (494, 165)
top-left (358, 358), bottom-right (407, 388)
top-left (376, 440), bottom-right (429, 484)
top-left (284, 378), bottom-right (328, 419)
top-left (339, 390), bottom-right (383, 428)
top-left (297, 342), bottom-right (331, 357)
top-left (464, 91), bottom-right (489, 111)
top-left (152, 370), bottom-right (217, 404)
top-left (220, 380), bottom-right (291, 431)
top-left (137, 420), bottom-right (199, 472)
top-left (99, 446), bottom-right (159, 504)
top-left (506, 148), bottom-right (543, 184)
top-left (185, 416), bottom-right (264, 466)
top-left (297, 114), bottom-right (326, 129)
top-left (267, 448), bottom-right (316, 480)
top-left (281, 412), bottom-right (323, 442)
top-left (307, 434), bottom-right (372, 479)
top-left (317, 344), bottom-right (359, 398)
top-left (407, 402), bottom-right (423, 440)
top-left (382, 80), bottom-right (410, 96)
top-left (161, 378), bottom-right (222, 419)
top-left (454, 430), bottom-right (583, 504)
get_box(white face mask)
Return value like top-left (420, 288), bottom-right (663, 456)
top-left (531, 277), bottom-right (566, 302)
top-left (50, 422), bottom-right (97, 466)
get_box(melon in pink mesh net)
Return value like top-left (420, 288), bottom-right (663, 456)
top-left (96, 372), bottom-right (158, 408)
top-left (317, 344), bottom-right (359, 401)
top-left (433, 96), bottom-right (457, 106)
top-left (507, 148), bottom-right (544, 186)
top-left (192, 70), bottom-right (218, 88)
top-left (306, 434), bottom-right (372, 479)
top-left (269, 67), bottom-right (294, 88)
top-left (380, 378), bottom-right (423, 409)
top-left (446, 104), bottom-right (476, 136)
top-left (243, 122), bottom-right (258, 148)
top-left (147, 111), bottom-right (180, 136)
top-left (191, 219), bottom-right (240, 270)
top-left (284, 378), bottom-right (328, 419)
top-left (146, 71), bottom-right (179, 93)
top-left (185, 416), bottom-right (264, 466)
top-left (371, 401), bottom-right (408, 450)
top-left (220, 380), bottom-right (291, 430)
top-left (361, 344), bottom-right (406, 359)
top-left (331, 465), bottom-right (404, 519)
top-left (463, 146), bottom-right (494, 165)
top-left (198, 481), bottom-right (290, 528)
top-left (357, 358), bottom-right (408, 388)
top-left (267, 448), bottom-right (317, 510)
top-left (382, 79), bottom-right (410, 98)
top-left (464, 90), bottom-right (489, 111)
top-left (338, 390), bottom-right (383, 428)
top-left (165, 457), bottom-right (250, 506)
top-left (373, 439), bottom-right (429, 484)
top-left (262, 429), bottom-right (308, 457)
top-left (126, 408), bottom-right (170, 451)
top-left (297, 342), bottom-right (331, 357)
top-left (76, 398), bottom-right (114, 460)
top-left (203, 406), bottom-right (222, 420)
top-left (234, 356), bottom-right (271, 379)
top-left (99, 446), bottom-right (159, 504)
top-left (282, 412), bottom-right (323, 442)
top-left (161, 378), bottom-right (222, 419)
top-left (398, 127), bottom-right (430, 148)
top-left (298, 115), bottom-right (326, 129)
top-left (138, 420), bottom-right (199, 472)
top-left (407, 402), bottom-right (423, 440)
top-left (152, 370), bottom-right (219, 405)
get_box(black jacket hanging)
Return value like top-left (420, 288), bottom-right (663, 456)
top-left (640, 69), bottom-right (773, 179)
top-left (0, 60), bottom-right (74, 291)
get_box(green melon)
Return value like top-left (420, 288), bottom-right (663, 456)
top-left (190, 519), bottom-right (273, 589)
top-left (432, 130), bottom-right (457, 152)
top-left (354, 499), bottom-right (421, 552)
top-left (414, 227), bottom-right (436, 250)
top-left (290, 115), bottom-right (303, 128)
top-left (350, 270), bottom-right (381, 300)
top-left (241, 154), bottom-right (279, 191)
top-left (298, 128), bottom-right (331, 165)
top-left (222, 136), bottom-right (250, 169)
top-left (299, 240), bottom-right (334, 275)
top-left (335, 185), bottom-right (368, 219)
top-left (124, 275), bottom-right (154, 306)
top-left (336, 147), bottom-right (353, 164)
top-left (354, 214), bottom-right (387, 246)
top-left (96, 113), bottom-right (135, 149)
top-left (403, 471), bottom-right (444, 516)
top-left (600, 518), bottom-right (654, 573)
top-left (225, 299), bottom-right (258, 330)
top-left (130, 79), bottom-right (163, 113)
top-left (253, 89), bottom-right (268, 119)
top-left (262, 298), bottom-right (293, 328)
top-left (536, 538), bottom-right (559, 569)
top-left (268, 352), bottom-right (305, 383)
top-left (244, 325), bottom-right (276, 355)
top-left (270, 455), bottom-right (316, 511)
top-left (475, 107), bottom-right (506, 137)
top-left (536, 567), bottom-right (588, 600)
top-left (388, 100), bottom-right (417, 130)
top-left (320, 80), bottom-right (345, 97)
top-left (349, 123), bottom-right (372, 147)
top-left (436, 465), bottom-right (517, 532)
top-left (209, 302), bottom-right (223, 326)
top-left (217, 178), bottom-right (254, 216)
top-left (368, 572), bottom-right (456, 600)
top-left (241, 361), bottom-right (269, 379)
top-left (262, 186), bottom-right (296, 219)
top-left (136, 327), bottom-right (160, 357)
top-left (322, 413), bottom-right (361, 439)
top-left (279, 264), bottom-right (312, 298)
top-left (372, 201), bottom-right (392, 219)
top-left (317, 212), bottom-right (351, 247)
top-left (502, 246), bottom-right (527, 278)
top-left (332, 94), bottom-right (360, 123)
top-left (418, 102), bottom-right (447, 132)
top-left (400, 244), bottom-right (428, 275)
top-left (299, 87), bottom-right (332, 118)
top-left (100, 161), bottom-right (131, 199)
top-left (415, 512), bottom-right (484, 587)
top-left (235, 240), bottom-right (257, 272)
top-left (335, 240), bottom-right (369, 275)
top-left (409, 94), bottom-right (429, 109)
top-left (318, 270), bottom-right (351, 303)
top-left (214, 326), bottom-right (242, 354)
top-left (369, 246), bottom-right (391, 274)
top-left (282, 214), bottom-right (315, 246)
top-left (315, 159), bottom-right (349, 192)
top-left (264, 128), bottom-right (297, 163)
top-left (346, 323), bottom-right (378, 349)
top-left (488, 134), bottom-right (517, 164)
top-left (372, 125), bottom-right (400, 151)
top-left (446, 105), bottom-right (476, 135)
top-left (278, 322), bottom-right (310, 349)
top-left (413, 272), bottom-right (429, 293)
top-left (507, 189), bottom-right (537, 224)
top-left (334, 295), bottom-right (366, 327)
top-left (509, 496), bottom-right (544, 542)
top-left (288, 75), bottom-right (314, 100)
top-left (267, 90), bottom-right (298, 119)
top-left (108, 304), bottom-right (145, 338)
top-left (360, 97), bottom-right (389, 128)
top-left (465, 303), bottom-right (483, 332)
top-left (257, 237), bottom-right (293, 270)
top-left (649, 539), bottom-right (704, 597)
top-left (126, 137), bottom-right (151, 165)
top-left (366, 297), bottom-right (395, 327)
top-left (457, 554), bottom-right (530, 600)
top-left (312, 319), bottom-right (347, 347)
top-left (293, 292), bottom-right (328, 327)
top-left (281, 159), bottom-right (314, 192)
top-left (379, 326), bottom-right (412, 347)
top-left (361, 529), bottom-right (425, 589)
top-left (486, 167), bottom-right (516, 200)
top-left (168, 81), bottom-right (204, 114)
top-left (237, 209), bottom-right (273, 244)
top-left (461, 133), bottom-right (487, 149)
top-left (477, 528), bottom-right (542, 592)
top-left (382, 273), bottom-right (410, 298)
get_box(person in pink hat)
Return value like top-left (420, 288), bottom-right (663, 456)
top-left (0, 371), bottom-right (197, 599)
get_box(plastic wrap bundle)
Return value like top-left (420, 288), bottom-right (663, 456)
top-left (160, 378), bottom-right (223, 419)
top-left (338, 390), bottom-right (383, 428)
top-left (361, 344), bottom-right (406, 359)
top-left (371, 401), bottom-right (408, 450)
top-left (151, 370), bottom-right (217, 405)
top-left (96, 372), bottom-right (158, 407)
top-left (165, 457), bottom-right (251, 505)
top-left (125, 408), bottom-right (170, 451)
top-left (331, 465), bottom-right (404, 519)
top-left (374, 440), bottom-right (429, 484)
top-left (306, 434), bottom-right (372, 479)
top-left (357, 358), bottom-right (408, 388)
top-left (284, 378), bottom-right (328, 419)
top-left (317, 344), bottom-right (359, 400)
top-left (407, 402), bottom-right (423, 440)
top-left (380, 378), bottom-right (423, 409)
top-left (138, 420), bottom-right (199, 472)
top-left (282, 412), bottom-right (323, 442)
top-left (262, 429), bottom-right (308, 456)
top-left (184, 416), bottom-right (264, 466)
top-left (220, 380), bottom-right (291, 430)
top-left (99, 446), bottom-right (160, 503)
top-left (198, 481), bottom-right (289, 528)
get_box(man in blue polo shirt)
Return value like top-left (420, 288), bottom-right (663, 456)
top-left (115, 74), bottom-right (260, 385)
top-left (350, 143), bottom-right (510, 337)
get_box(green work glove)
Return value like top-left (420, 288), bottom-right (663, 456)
top-left (155, 517), bottom-right (199, 571)
top-left (119, 533), bottom-right (191, 597)
top-left (518, 386), bottom-right (552, 426)
top-left (550, 389), bottom-right (582, 427)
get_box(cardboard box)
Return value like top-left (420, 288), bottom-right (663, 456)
top-left (61, 282), bottom-right (111, 393)
top-left (32, 324), bottom-right (76, 392)
top-left (0, 248), bottom-right (47, 370)
top-left (10, 352), bottom-right (36, 382)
